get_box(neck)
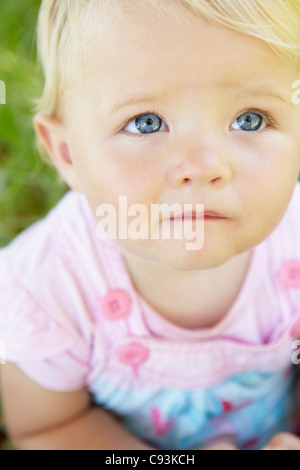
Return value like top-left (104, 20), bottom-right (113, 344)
top-left (121, 247), bottom-right (252, 287)
top-left (119, 248), bottom-right (253, 329)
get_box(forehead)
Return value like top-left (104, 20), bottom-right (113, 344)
top-left (73, 1), bottom-right (295, 111)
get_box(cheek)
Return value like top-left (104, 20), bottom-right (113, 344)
top-left (236, 136), bottom-right (299, 196)
top-left (236, 140), bottom-right (299, 235)
top-left (74, 142), bottom-right (164, 215)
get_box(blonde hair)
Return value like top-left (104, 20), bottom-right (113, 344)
top-left (34, 0), bottom-right (300, 163)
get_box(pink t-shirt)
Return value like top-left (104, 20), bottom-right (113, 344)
top-left (1, 186), bottom-right (300, 449)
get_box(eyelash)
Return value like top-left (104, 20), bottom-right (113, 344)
top-left (235, 107), bottom-right (278, 129)
top-left (118, 109), bottom-right (163, 137)
top-left (117, 107), bottom-right (278, 136)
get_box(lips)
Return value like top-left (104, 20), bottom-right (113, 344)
top-left (202, 211), bottom-right (227, 220)
top-left (202, 210), bottom-right (224, 218)
top-left (170, 210), bottom-right (225, 220)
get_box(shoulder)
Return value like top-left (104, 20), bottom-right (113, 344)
top-left (0, 191), bottom-right (110, 390)
top-left (0, 190), bottom-right (97, 276)
top-left (0, 190), bottom-right (105, 356)
top-left (0, 189), bottom-right (100, 292)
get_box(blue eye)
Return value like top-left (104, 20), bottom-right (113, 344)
top-left (231, 112), bottom-right (267, 131)
top-left (124, 113), bottom-right (167, 134)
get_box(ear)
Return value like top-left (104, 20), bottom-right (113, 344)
top-left (33, 113), bottom-right (84, 193)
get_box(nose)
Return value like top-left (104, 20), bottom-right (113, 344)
top-left (168, 135), bottom-right (233, 188)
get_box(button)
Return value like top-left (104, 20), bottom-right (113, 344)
top-left (290, 317), bottom-right (300, 339)
top-left (100, 289), bottom-right (131, 321)
top-left (277, 260), bottom-right (300, 289)
top-left (118, 342), bottom-right (149, 376)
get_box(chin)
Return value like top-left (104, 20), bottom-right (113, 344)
top-left (118, 237), bottom-right (241, 272)
top-left (149, 241), bottom-right (235, 271)
top-left (163, 255), bottom-right (232, 271)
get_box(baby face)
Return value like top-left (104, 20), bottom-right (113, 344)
top-left (59, 1), bottom-right (300, 270)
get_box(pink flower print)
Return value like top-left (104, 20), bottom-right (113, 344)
top-left (150, 408), bottom-right (173, 436)
top-left (221, 399), bottom-right (253, 413)
top-left (241, 437), bottom-right (260, 450)
top-left (222, 400), bottom-right (234, 413)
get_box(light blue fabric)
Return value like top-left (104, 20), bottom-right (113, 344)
top-left (90, 366), bottom-right (299, 450)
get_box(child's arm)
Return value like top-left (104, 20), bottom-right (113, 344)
top-left (261, 433), bottom-right (300, 450)
top-left (0, 362), bottom-right (154, 450)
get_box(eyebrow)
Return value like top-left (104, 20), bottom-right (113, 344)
top-left (238, 84), bottom-right (292, 105)
top-left (112, 94), bottom-right (158, 113)
top-left (111, 84), bottom-right (292, 113)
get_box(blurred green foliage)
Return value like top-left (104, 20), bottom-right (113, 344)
top-left (0, 0), bottom-right (68, 248)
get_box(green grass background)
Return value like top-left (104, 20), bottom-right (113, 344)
top-left (0, 0), bottom-right (68, 249)
top-left (0, 0), bottom-right (68, 450)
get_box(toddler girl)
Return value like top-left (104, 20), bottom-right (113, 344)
top-left (1, 0), bottom-right (300, 450)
